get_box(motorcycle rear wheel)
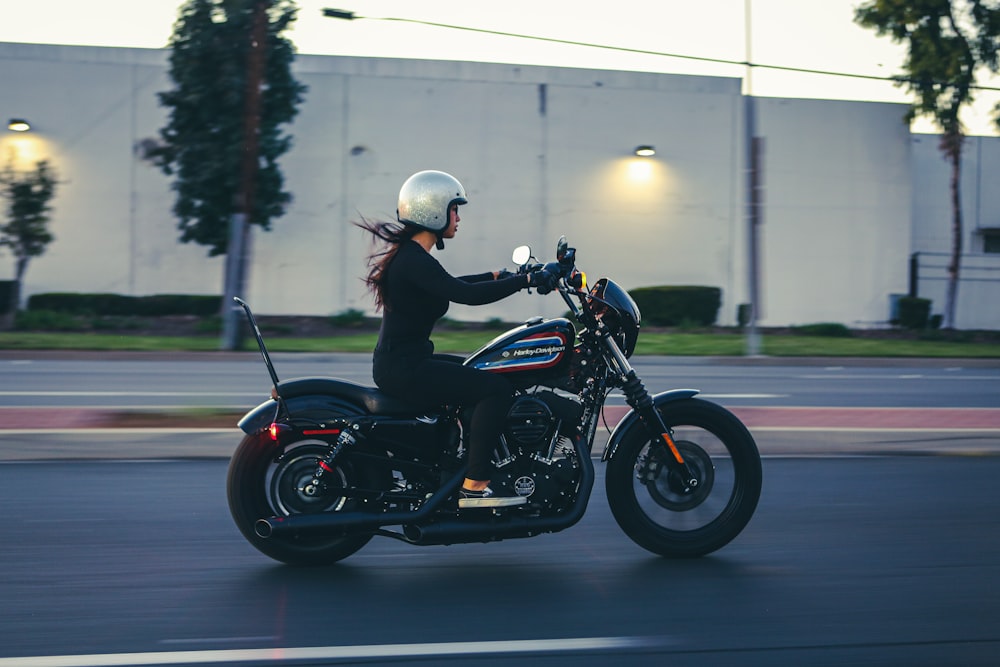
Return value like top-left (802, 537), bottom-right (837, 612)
top-left (605, 398), bottom-right (762, 558)
top-left (227, 433), bottom-right (377, 566)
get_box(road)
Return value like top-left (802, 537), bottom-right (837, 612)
top-left (3, 352), bottom-right (999, 409)
top-left (2, 353), bottom-right (999, 459)
top-left (2, 458), bottom-right (1000, 666)
top-left (1, 354), bottom-right (999, 665)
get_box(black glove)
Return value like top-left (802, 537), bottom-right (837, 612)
top-left (496, 268), bottom-right (514, 280)
top-left (532, 268), bottom-right (559, 295)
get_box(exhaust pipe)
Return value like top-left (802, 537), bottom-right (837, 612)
top-left (255, 438), bottom-right (595, 544)
top-left (254, 468), bottom-right (465, 539)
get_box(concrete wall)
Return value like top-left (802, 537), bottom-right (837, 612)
top-left (756, 97), bottom-right (913, 326)
top-left (0, 41), bottom-right (996, 329)
top-left (910, 134), bottom-right (1000, 329)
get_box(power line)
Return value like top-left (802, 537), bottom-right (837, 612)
top-left (323, 9), bottom-right (1000, 93)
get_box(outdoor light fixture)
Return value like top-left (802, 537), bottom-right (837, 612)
top-left (7, 118), bottom-right (31, 132)
top-left (634, 145), bottom-right (655, 157)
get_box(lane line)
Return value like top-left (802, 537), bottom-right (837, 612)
top-left (0, 636), bottom-right (665, 667)
top-left (0, 391), bottom-right (263, 397)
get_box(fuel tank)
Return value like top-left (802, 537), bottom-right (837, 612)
top-left (464, 317), bottom-right (575, 387)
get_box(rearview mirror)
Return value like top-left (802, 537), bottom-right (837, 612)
top-left (511, 245), bottom-right (531, 266)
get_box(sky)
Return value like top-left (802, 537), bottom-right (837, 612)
top-left (2, 0), bottom-right (998, 136)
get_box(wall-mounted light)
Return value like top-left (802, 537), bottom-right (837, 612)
top-left (633, 145), bottom-right (655, 157)
top-left (7, 119), bottom-right (31, 132)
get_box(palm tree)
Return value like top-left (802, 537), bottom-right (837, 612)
top-left (855, 0), bottom-right (1000, 328)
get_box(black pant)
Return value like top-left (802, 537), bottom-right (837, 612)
top-left (373, 352), bottom-right (514, 481)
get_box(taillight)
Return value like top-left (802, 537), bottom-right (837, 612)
top-left (268, 422), bottom-right (292, 440)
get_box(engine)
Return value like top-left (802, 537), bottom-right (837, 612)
top-left (491, 390), bottom-right (584, 510)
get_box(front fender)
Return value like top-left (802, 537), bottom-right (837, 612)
top-left (600, 389), bottom-right (699, 461)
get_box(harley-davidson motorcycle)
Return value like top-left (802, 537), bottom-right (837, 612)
top-left (228, 237), bottom-right (762, 565)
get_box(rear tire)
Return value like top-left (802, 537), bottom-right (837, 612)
top-left (606, 398), bottom-right (762, 558)
top-left (227, 433), bottom-right (376, 566)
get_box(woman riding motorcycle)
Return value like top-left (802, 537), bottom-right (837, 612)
top-left (358, 170), bottom-right (558, 508)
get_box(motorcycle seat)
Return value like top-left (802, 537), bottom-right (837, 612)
top-left (274, 376), bottom-right (429, 416)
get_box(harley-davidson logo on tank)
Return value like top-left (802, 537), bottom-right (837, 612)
top-left (471, 331), bottom-right (569, 373)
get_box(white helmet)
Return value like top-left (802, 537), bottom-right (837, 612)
top-left (396, 170), bottom-right (468, 233)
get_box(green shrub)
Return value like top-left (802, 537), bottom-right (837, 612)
top-left (26, 292), bottom-right (221, 316)
top-left (898, 297), bottom-right (932, 329)
top-left (628, 286), bottom-right (722, 327)
top-left (261, 322), bottom-right (293, 335)
top-left (139, 294), bottom-right (220, 316)
top-left (15, 310), bottom-right (86, 331)
top-left (329, 308), bottom-right (367, 327)
top-left (196, 316), bottom-right (222, 335)
top-left (792, 323), bottom-right (853, 337)
top-left (91, 316), bottom-right (142, 331)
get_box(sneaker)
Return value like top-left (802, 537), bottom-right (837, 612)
top-left (458, 486), bottom-right (527, 508)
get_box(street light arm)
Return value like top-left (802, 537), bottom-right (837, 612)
top-left (322, 8), bottom-right (356, 20)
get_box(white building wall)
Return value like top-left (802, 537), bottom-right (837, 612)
top-left (755, 97), bottom-right (913, 327)
top-left (910, 135), bottom-right (1000, 329)
top-left (1, 41), bottom-right (995, 329)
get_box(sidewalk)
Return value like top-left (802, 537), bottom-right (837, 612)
top-left (4, 405), bottom-right (999, 431)
top-left (1, 405), bottom-right (997, 460)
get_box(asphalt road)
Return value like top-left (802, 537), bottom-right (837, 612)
top-left (2, 355), bottom-right (999, 665)
top-left (3, 353), bottom-right (998, 459)
top-left (2, 457), bottom-right (999, 666)
top-left (2, 352), bottom-right (999, 409)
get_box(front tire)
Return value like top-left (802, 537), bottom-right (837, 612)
top-left (227, 433), bottom-right (376, 566)
top-left (606, 398), bottom-right (762, 558)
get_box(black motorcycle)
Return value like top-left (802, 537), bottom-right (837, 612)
top-left (228, 237), bottom-right (762, 565)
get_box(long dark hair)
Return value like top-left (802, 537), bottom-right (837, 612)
top-left (355, 216), bottom-right (417, 311)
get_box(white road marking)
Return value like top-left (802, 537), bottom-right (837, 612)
top-left (605, 393), bottom-right (786, 403)
top-left (0, 391), bottom-right (262, 397)
top-left (0, 636), bottom-right (666, 667)
top-left (159, 637), bottom-right (278, 645)
top-left (797, 374), bottom-right (1000, 380)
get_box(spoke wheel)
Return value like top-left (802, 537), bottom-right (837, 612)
top-left (606, 398), bottom-right (762, 558)
top-left (227, 435), bottom-right (379, 566)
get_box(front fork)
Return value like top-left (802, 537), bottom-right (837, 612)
top-left (605, 338), bottom-right (700, 494)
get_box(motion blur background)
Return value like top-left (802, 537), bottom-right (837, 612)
top-left (1, 0), bottom-right (998, 328)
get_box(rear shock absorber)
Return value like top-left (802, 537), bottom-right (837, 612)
top-left (304, 427), bottom-right (358, 498)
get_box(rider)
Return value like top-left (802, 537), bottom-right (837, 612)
top-left (358, 170), bottom-right (558, 508)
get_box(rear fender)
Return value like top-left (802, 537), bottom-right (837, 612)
top-left (600, 389), bottom-right (699, 461)
top-left (238, 394), bottom-right (365, 435)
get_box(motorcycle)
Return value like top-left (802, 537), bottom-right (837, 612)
top-left (228, 236), bottom-right (762, 565)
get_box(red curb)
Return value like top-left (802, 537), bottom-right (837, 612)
top-left (2, 406), bottom-right (998, 431)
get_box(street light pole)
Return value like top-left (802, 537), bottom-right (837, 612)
top-left (744, 0), bottom-right (763, 356)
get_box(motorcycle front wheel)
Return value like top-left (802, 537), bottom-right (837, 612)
top-left (605, 398), bottom-right (762, 558)
top-left (227, 433), bottom-right (379, 566)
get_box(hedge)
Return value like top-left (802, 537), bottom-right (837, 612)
top-left (26, 293), bottom-right (222, 316)
top-left (627, 286), bottom-right (721, 327)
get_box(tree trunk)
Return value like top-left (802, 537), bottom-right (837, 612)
top-left (1, 257), bottom-right (28, 330)
top-left (942, 132), bottom-right (963, 330)
top-left (220, 0), bottom-right (269, 351)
